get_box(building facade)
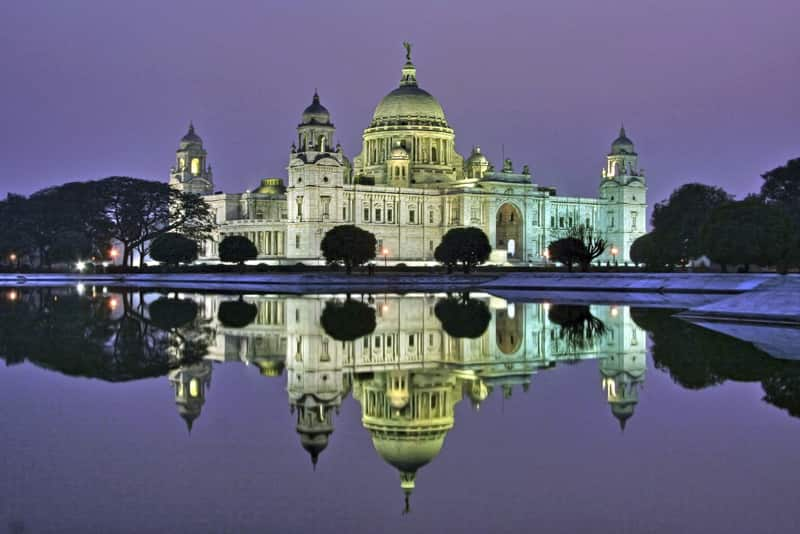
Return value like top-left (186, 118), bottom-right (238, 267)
top-left (171, 47), bottom-right (648, 264)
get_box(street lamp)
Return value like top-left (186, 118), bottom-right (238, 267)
top-left (610, 246), bottom-right (619, 267)
top-left (382, 247), bottom-right (389, 268)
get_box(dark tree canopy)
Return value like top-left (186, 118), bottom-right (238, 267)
top-left (219, 235), bottom-right (258, 265)
top-left (320, 225), bottom-right (377, 274)
top-left (630, 232), bottom-right (657, 267)
top-left (700, 196), bottom-right (796, 271)
top-left (434, 294), bottom-right (491, 338)
top-left (761, 157), bottom-right (800, 229)
top-left (320, 298), bottom-right (376, 341)
top-left (149, 297), bottom-right (199, 330)
top-left (547, 305), bottom-right (607, 350)
top-left (217, 298), bottom-right (258, 328)
top-left (434, 227), bottom-right (491, 273)
top-left (0, 177), bottom-right (214, 268)
top-left (650, 183), bottom-right (733, 264)
top-left (547, 237), bottom-right (585, 272)
top-left (150, 233), bottom-right (198, 266)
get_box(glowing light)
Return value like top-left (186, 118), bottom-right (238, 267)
top-left (610, 306), bottom-right (619, 317)
top-left (611, 246), bottom-right (619, 257)
top-left (76, 261), bottom-right (86, 272)
top-left (76, 283), bottom-right (86, 296)
top-left (9, 253), bottom-right (16, 262)
top-left (109, 249), bottom-right (119, 259)
top-left (542, 301), bottom-right (551, 312)
top-left (189, 378), bottom-right (199, 397)
top-left (7, 290), bottom-right (18, 301)
top-left (382, 248), bottom-right (389, 256)
top-left (542, 249), bottom-right (550, 259)
top-left (108, 297), bottom-right (118, 310)
top-left (102, 287), bottom-right (108, 294)
top-left (381, 304), bottom-right (389, 313)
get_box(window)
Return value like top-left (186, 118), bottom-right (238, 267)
top-left (429, 210), bottom-right (434, 224)
top-left (375, 208), bottom-right (382, 222)
top-left (321, 196), bottom-right (331, 218)
top-left (559, 217), bottom-right (564, 228)
top-left (387, 209), bottom-right (394, 223)
top-left (363, 207), bottom-right (370, 222)
top-left (342, 207), bottom-right (347, 220)
top-left (375, 337), bottom-right (381, 349)
top-left (550, 216), bottom-right (555, 227)
top-left (295, 234), bottom-right (301, 249)
top-left (568, 217), bottom-right (573, 227)
top-left (323, 176), bottom-right (329, 183)
top-left (402, 167), bottom-right (406, 177)
top-left (395, 167), bottom-right (400, 177)
top-left (409, 208), bottom-right (416, 223)
top-left (431, 146), bottom-right (437, 162)
top-left (631, 211), bottom-right (638, 230)
top-left (510, 212), bottom-right (515, 222)
top-left (429, 240), bottom-right (434, 251)
top-left (585, 217), bottom-right (590, 227)
top-left (408, 334), bottom-right (415, 347)
top-left (191, 158), bottom-right (201, 176)
top-left (608, 212), bottom-right (615, 228)
top-left (296, 196), bottom-right (303, 220)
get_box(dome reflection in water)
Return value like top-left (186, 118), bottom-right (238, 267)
top-left (2, 288), bottom-right (800, 520)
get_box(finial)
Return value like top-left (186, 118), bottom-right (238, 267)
top-left (312, 89), bottom-right (320, 103)
top-left (188, 120), bottom-right (194, 132)
top-left (403, 492), bottom-right (411, 515)
top-left (619, 122), bottom-right (626, 137)
top-left (402, 41), bottom-right (412, 62)
top-left (311, 453), bottom-right (318, 471)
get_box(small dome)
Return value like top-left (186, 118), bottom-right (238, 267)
top-left (254, 178), bottom-right (287, 195)
top-left (467, 146), bottom-right (489, 165)
top-left (302, 91), bottom-right (330, 125)
top-left (180, 122), bottom-right (203, 147)
top-left (611, 126), bottom-right (636, 155)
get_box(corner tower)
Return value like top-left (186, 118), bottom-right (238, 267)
top-left (169, 122), bottom-right (214, 195)
top-left (286, 92), bottom-right (350, 260)
top-left (599, 126), bottom-right (648, 263)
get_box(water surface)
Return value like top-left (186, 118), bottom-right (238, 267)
top-left (1, 288), bottom-right (798, 533)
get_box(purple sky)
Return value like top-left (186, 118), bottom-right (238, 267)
top-left (1, 0), bottom-right (798, 209)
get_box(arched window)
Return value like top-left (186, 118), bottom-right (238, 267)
top-left (319, 136), bottom-right (326, 152)
top-left (395, 167), bottom-right (400, 177)
top-left (401, 167), bottom-right (406, 177)
top-left (431, 146), bottom-right (437, 163)
top-left (191, 158), bottom-right (201, 176)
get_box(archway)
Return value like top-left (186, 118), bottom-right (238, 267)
top-left (496, 203), bottom-right (523, 261)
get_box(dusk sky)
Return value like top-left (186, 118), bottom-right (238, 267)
top-left (1, 0), bottom-right (798, 209)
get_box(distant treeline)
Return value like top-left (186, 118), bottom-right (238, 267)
top-left (631, 157), bottom-right (800, 272)
top-left (0, 177), bottom-right (214, 268)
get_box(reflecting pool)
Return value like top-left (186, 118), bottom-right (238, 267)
top-left (1, 288), bottom-right (799, 533)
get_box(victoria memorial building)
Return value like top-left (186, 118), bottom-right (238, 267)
top-left (169, 46), bottom-right (648, 264)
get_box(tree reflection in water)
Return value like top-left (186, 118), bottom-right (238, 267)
top-left (320, 298), bottom-right (376, 341)
top-left (547, 304), bottom-right (607, 351)
top-left (217, 297), bottom-right (258, 328)
top-left (434, 293), bottom-right (491, 338)
top-left (631, 308), bottom-right (800, 417)
top-left (0, 288), bottom-right (212, 381)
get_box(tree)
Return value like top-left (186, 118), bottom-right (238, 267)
top-left (434, 227), bottom-right (491, 274)
top-left (320, 225), bottom-right (377, 274)
top-left (630, 232), bottom-right (667, 269)
top-left (761, 157), bottom-right (800, 229)
top-left (320, 298), bottom-right (376, 341)
top-left (567, 224), bottom-right (607, 271)
top-left (547, 237), bottom-right (585, 272)
top-left (434, 294), bottom-right (491, 338)
top-left (217, 297), bottom-right (258, 328)
top-left (650, 183), bottom-right (733, 264)
top-left (97, 177), bottom-right (214, 267)
top-left (700, 196), bottom-right (796, 272)
top-left (150, 233), bottom-right (198, 266)
top-left (218, 235), bottom-right (258, 265)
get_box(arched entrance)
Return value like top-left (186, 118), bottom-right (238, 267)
top-left (496, 203), bottom-right (523, 261)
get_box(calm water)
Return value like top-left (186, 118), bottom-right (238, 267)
top-left (1, 288), bottom-right (799, 534)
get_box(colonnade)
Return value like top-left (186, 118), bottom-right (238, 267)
top-left (365, 136), bottom-right (450, 166)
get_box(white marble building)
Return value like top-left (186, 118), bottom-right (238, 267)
top-left (170, 47), bottom-right (648, 264)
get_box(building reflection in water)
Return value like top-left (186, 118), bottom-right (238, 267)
top-left (163, 292), bottom-right (645, 509)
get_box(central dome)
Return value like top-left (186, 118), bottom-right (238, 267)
top-left (371, 85), bottom-right (447, 127)
top-left (370, 58), bottom-right (448, 128)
